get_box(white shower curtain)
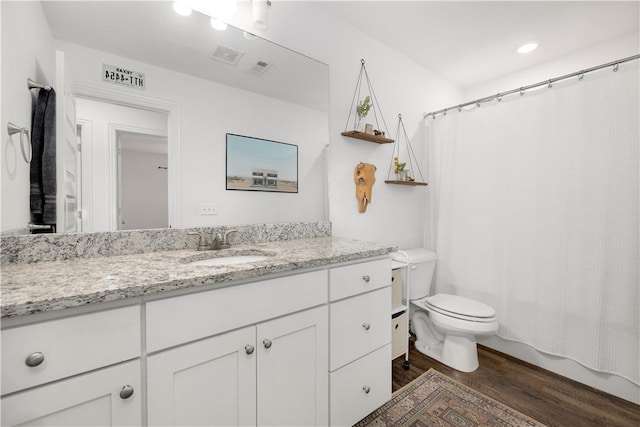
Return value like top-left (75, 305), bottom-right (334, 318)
top-left (426, 62), bottom-right (639, 385)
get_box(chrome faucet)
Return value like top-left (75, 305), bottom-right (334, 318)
top-left (188, 229), bottom-right (238, 251)
top-left (188, 231), bottom-right (211, 251)
top-left (217, 229), bottom-right (238, 249)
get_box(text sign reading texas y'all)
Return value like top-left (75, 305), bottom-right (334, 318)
top-left (102, 64), bottom-right (145, 89)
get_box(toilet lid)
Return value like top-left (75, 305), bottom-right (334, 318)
top-left (424, 294), bottom-right (496, 319)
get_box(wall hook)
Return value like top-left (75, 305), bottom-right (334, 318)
top-left (7, 122), bottom-right (31, 163)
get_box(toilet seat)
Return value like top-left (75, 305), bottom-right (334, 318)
top-left (413, 294), bottom-right (496, 322)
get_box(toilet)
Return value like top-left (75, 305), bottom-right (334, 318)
top-left (392, 249), bottom-right (498, 372)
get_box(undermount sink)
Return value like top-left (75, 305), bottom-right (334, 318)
top-left (186, 254), bottom-right (270, 267)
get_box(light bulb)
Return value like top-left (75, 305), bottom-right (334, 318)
top-left (172, 0), bottom-right (192, 16)
top-left (210, 17), bottom-right (228, 31)
top-left (517, 41), bottom-right (538, 54)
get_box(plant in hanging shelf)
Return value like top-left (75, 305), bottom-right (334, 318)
top-left (355, 96), bottom-right (371, 131)
top-left (393, 157), bottom-right (409, 181)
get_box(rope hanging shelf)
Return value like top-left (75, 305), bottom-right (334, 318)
top-left (385, 114), bottom-right (428, 187)
top-left (342, 59), bottom-right (394, 144)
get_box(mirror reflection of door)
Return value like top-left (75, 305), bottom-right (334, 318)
top-left (117, 132), bottom-right (168, 230)
top-left (75, 98), bottom-right (168, 232)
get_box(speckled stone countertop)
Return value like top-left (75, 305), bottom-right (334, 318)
top-left (1, 237), bottom-right (395, 319)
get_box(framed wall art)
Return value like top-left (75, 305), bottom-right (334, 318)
top-left (226, 133), bottom-right (298, 193)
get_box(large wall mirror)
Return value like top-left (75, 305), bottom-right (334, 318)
top-left (1, 1), bottom-right (329, 234)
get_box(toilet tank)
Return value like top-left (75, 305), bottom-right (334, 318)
top-left (391, 249), bottom-right (437, 300)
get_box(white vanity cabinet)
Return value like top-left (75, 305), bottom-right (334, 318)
top-left (328, 259), bottom-right (392, 426)
top-left (0, 306), bottom-right (142, 426)
top-left (146, 270), bottom-right (329, 427)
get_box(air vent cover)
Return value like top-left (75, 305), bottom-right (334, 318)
top-left (210, 45), bottom-right (244, 65)
top-left (249, 60), bottom-right (273, 74)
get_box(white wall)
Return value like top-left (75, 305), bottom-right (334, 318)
top-left (464, 32), bottom-right (640, 405)
top-left (1, 1), bottom-right (55, 233)
top-left (226, 2), bottom-right (463, 249)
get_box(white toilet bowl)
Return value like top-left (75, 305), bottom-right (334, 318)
top-left (392, 249), bottom-right (498, 372)
top-left (411, 294), bottom-right (498, 372)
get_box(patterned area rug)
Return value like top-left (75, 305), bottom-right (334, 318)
top-left (354, 369), bottom-right (546, 427)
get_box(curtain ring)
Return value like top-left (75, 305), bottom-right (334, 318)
top-left (458, 105), bottom-right (462, 112)
top-left (548, 79), bottom-right (553, 88)
top-left (519, 87), bottom-right (525, 96)
top-left (613, 63), bottom-right (619, 72)
top-left (496, 93), bottom-right (502, 102)
top-left (579, 72), bottom-right (585, 81)
top-left (7, 122), bottom-right (31, 163)
top-left (443, 109), bottom-right (447, 116)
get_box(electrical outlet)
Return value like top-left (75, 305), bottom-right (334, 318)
top-left (199, 204), bottom-right (217, 215)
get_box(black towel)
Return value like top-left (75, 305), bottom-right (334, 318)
top-left (30, 88), bottom-right (56, 228)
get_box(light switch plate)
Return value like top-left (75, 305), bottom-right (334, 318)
top-left (199, 204), bottom-right (217, 215)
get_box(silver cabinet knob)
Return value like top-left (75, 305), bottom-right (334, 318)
top-left (245, 344), bottom-right (255, 355)
top-left (362, 323), bottom-right (371, 331)
top-left (363, 385), bottom-right (371, 394)
top-left (119, 385), bottom-right (134, 400)
top-left (25, 352), bottom-right (44, 367)
top-left (263, 339), bottom-right (272, 349)
top-left (362, 275), bottom-right (371, 283)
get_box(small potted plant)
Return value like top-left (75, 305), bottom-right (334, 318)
top-left (355, 96), bottom-right (371, 131)
top-left (393, 156), bottom-right (408, 181)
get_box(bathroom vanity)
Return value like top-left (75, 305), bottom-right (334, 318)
top-left (0, 227), bottom-right (394, 426)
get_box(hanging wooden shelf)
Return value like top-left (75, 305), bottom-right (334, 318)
top-left (341, 130), bottom-right (394, 144)
top-left (385, 114), bottom-right (428, 187)
top-left (384, 180), bottom-right (428, 186)
top-left (342, 59), bottom-right (393, 144)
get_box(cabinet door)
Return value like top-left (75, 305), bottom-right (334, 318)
top-left (257, 306), bottom-right (328, 426)
top-left (147, 326), bottom-right (256, 426)
top-left (1, 360), bottom-right (141, 427)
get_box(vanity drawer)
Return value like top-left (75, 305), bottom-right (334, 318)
top-left (1, 306), bottom-right (141, 395)
top-left (146, 270), bottom-right (327, 352)
top-left (329, 287), bottom-right (391, 371)
top-left (329, 344), bottom-right (391, 427)
top-left (329, 259), bottom-right (391, 301)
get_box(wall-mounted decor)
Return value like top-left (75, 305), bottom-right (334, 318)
top-left (341, 59), bottom-right (394, 144)
top-left (385, 114), bottom-right (428, 187)
top-left (354, 162), bottom-right (377, 213)
top-left (226, 133), bottom-right (298, 193)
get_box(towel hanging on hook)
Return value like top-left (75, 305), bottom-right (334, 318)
top-left (7, 122), bottom-right (32, 163)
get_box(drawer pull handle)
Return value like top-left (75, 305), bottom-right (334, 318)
top-left (363, 385), bottom-right (371, 394)
top-left (362, 323), bottom-right (371, 331)
top-left (245, 344), bottom-right (255, 355)
top-left (119, 385), bottom-right (134, 400)
top-left (263, 339), bottom-right (272, 349)
top-left (25, 352), bottom-right (44, 367)
top-left (362, 275), bottom-right (371, 283)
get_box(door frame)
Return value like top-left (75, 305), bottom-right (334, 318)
top-left (71, 82), bottom-right (181, 229)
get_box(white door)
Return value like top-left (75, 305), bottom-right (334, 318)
top-left (257, 306), bottom-right (329, 426)
top-left (55, 50), bottom-right (80, 232)
top-left (147, 326), bottom-right (257, 426)
top-left (0, 360), bottom-right (141, 426)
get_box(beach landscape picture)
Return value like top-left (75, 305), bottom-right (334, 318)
top-left (226, 134), bottom-right (298, 193)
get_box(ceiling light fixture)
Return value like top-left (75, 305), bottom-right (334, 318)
top-left (517, 41), bottom-right (539, 54)
top-left (210, 18), bottom-right (228, 31)
top-left (172, 0), bottom-right (192, 16)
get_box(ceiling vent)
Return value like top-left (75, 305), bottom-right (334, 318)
top-left (210, 45), bottom-right (244, 65)
top-left (249, 60), bottom-right (273, 74)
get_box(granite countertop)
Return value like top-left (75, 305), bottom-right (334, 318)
top-left (1, 237), bottom-right (395, 319)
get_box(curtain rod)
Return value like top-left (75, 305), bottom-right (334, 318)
top-left (424, 54), bottom-right (640, 119)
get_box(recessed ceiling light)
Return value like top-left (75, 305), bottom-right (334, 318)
top-left (517, 41), bottom-right (538, 54)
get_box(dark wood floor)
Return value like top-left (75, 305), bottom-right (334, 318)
top-left (392, 336), bottom-right (640, 427)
